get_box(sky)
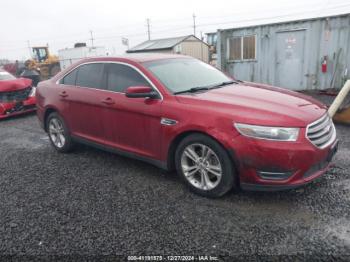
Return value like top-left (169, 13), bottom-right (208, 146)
top-left (0, 0), bottom-right (349, 60)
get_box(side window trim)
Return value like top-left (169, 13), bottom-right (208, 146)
top-left (56, 61), bottom-right (163, 100)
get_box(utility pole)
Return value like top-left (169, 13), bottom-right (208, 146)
top-left (200, 31), bottom-right (203, 61)
top-left (192, 13), bottom-right (196, 37)
top-left (90, 30), bottom-right (94, 47)
top-left (146, 18), bottom-right (151, 40)
top-left (27, 40), bottom-right (32, 57)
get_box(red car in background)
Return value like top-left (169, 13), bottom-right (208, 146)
top-left (0, 70), bottom-right (36, 119)
top-left (3, 63), bottom-right (17, 75)
top-left (36, 54), bottom-right (338, 197)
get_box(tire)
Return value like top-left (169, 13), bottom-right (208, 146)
top-left (175, 133), bottom-right (237, 198)
top-left (46, 112), bottom-right (74, 153)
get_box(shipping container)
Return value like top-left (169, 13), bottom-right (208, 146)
top-left (216, 14), bottom-right (350, 90)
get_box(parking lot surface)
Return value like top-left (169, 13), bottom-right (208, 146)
top-left (0, 113), bottom-right (349, 260)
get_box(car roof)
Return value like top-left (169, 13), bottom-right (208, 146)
top-left (79, 53), bottom-right (192, 64)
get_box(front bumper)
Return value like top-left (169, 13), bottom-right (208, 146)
top-left (228, 129), bottom-right (338, 191)
top-left (0, 97), bottom-right (36, 119)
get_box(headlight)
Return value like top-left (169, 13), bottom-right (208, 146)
top-left (234, 123), bottom-right (299, 141)
top-left (29, 87), bottom-right (36, 97)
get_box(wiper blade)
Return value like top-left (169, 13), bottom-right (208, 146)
top-left (174, 80), bottom-right (239, 95)
top-left (174, 86), bottom-right (211, 95)
top-left (210, 80), bottom-right (238, 89)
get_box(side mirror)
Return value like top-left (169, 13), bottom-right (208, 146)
top-left (125, 86), bottom-right (159, 99)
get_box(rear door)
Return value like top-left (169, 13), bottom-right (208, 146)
top-left (60, 63), bottom-right (110, 143)
top-left (56, 68), bottom-right (78, 124)
top-left (101, 63), bottom-right (162, 159)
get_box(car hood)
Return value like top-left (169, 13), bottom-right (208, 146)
top-left (0, 78), bottom-right (32, 93)
top-left (175, 82), bottom-right (327, 127)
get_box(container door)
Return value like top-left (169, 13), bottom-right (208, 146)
top-left (275, 30), bottom-right (306, 90)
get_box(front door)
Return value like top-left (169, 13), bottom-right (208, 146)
top-left (101, 63), bottom-right (162, 159)
top-left (275, 30), bottom-right (306, 90)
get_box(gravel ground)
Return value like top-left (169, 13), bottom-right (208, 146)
top-left (0, 109), bottom-right (349, 261)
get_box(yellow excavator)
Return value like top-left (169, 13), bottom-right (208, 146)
top-left (24, 46), bottom-right (61, 80)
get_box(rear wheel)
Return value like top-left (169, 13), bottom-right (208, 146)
top-left (46, 112), bottom-right (74, 153)
top-left (175, 134), bottom-right (236, 198)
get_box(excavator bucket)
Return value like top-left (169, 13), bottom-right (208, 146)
top-left (333, 106), bottom-right (350, 125)
top-left (328, 80), bottom-right (350, 125)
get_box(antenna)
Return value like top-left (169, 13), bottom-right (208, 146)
top-left (146, 18), bottom-right (151, 40)
top-left (192, 13), bottom-right (196, 36)
top-left (27, 40), bottom-right (32, 57)
top-left (90, 30), bottom-right (94, 47)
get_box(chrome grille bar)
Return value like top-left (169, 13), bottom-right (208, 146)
top-left (308, 117), bottom-right (331, 134)
top-left (306, 113), bottom-right (336, 149)
top-left (307, 124), bottom-right (332, 139)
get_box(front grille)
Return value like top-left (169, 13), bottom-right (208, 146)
top-left (306, 113), bottom-right (336, 149)
top-left (4, 103), bottom-right (36, 115)
top-left (0, 87), bottom-right (31, 103)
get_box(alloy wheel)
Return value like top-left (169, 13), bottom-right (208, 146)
top-left (180, 143), bottom-right (222, 190)
top-left (48, 118), bottom-right (66, 148)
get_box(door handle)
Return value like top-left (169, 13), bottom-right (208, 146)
top-left (59, 91), bottom-right (68, 98)
top-left (101, 97), bottom-right (115, 105)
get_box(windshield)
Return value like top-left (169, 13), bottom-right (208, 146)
top-left (143, 58), bottom-right (232, 93)
top-left (0, 71), bottom-right (16, 81)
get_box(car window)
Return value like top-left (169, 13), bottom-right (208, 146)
top-left (143, 58), bottom-right (231, 93)
top-left (61, 69), bottom-right (78, 85)
top-left (76, 63), bottom-right (105, 89)
top-left (106, 64), bottom-right (149, 93)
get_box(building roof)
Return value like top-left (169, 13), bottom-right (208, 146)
top-left (211, 12), bottom-right (350, 33)
top-left (127, 35), bottom-right (207, 53)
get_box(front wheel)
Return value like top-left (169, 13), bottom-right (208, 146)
top-left (46, 112), bottom-right (74, 153)
top-left (175, 134), bottom-right (236, 198)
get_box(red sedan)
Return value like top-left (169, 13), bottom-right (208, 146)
top-left (36, 54), bottom-right (338, 197)
top-left (0, 70), bottom-right (36, 119)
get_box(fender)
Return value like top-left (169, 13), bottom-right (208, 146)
top-left (41, 105), bottom-right (63, 131)
top-left (164, 123), bottom-right (241, 170)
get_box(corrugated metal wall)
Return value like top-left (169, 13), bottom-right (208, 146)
top-left (217, 14), bottom-right (350, 90)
